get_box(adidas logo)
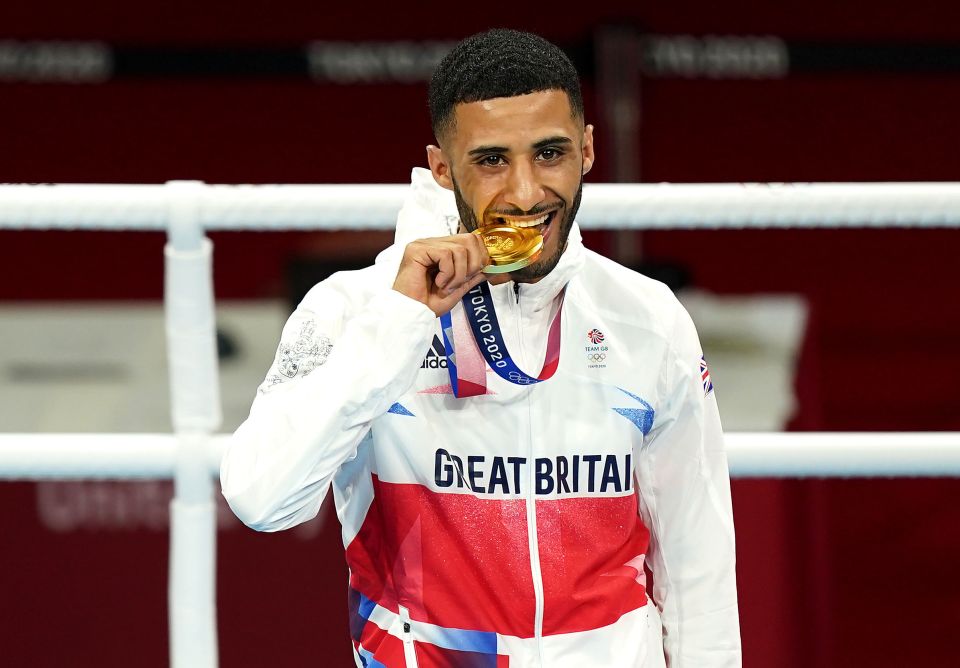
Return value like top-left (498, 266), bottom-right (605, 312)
top-left (421, 334), bottom-right (448, 369)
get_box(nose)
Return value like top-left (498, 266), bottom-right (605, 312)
top-left (504, 160), bottom-right (546, 213)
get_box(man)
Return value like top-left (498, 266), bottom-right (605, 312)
top-left (222, 29), bottom-right (741, 667)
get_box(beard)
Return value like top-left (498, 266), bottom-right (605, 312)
top-left (452, 176), bottom-right (583, 282)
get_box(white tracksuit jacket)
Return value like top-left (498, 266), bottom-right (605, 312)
top-left (221, 169), bottom-right (741, 668)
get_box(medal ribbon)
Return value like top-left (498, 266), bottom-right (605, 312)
top-left (440, 281), bottom-right (564, 398)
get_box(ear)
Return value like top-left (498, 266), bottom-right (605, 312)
top-left (581, 124), bottom-right (595, 176)
top-left (426, 145), bottom-right (455, 191)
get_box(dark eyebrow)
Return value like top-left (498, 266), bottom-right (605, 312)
top-left (532, 136), bottom-right (573, 150)
top-left (467, 136), bottom-right (574, 158)
top-left (467, 145), bottom-right (509, 157)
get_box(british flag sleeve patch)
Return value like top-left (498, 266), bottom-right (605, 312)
top-left (700, 355), bottom-right (714, 396)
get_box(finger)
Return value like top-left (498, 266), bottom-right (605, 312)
top-left (441, 233), bottom-right (488, 280)
top-left (457, 270), bottom-right (489, 296)
top-left (424, 245), bottom-right (457, 289)
top-left (442, 243), bottom-right (470, 294)
top-left (466, 232), bottom-right (491, 275)
top-left (438, 270), bottom-right (488, 310)
top-left (408, 237), bottom-right (485, 291)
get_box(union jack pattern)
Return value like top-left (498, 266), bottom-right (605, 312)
top-left (700, 355), bottom-right (714, 396)
top-left (587, 328), bottom-right (605, 345)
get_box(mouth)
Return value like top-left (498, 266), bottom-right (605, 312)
top-left (489, 209), bottom-right (560, 243)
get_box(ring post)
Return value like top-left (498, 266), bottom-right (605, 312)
top-left (164, 180), bottom-right (221, 668)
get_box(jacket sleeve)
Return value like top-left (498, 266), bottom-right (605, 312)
top-left (635, 302), bottom-right (742, 667)
top-left (220, 279), bottom-right (436, 532)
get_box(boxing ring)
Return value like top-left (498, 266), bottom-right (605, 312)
top-left (1, 180), bottom-right (959, 667)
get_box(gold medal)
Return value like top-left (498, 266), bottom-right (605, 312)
top-left (473, 225), bottom-right (543, 274)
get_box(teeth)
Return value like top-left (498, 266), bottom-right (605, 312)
top-left (499, 213), bottom-right (550, 228)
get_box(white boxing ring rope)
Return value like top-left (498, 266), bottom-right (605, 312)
top-left (1, 180), bottom-right (959, 668)
top-left (3, 181), bottom-right (960, 230)
top-left (2, 433), bottom-right (960, 480)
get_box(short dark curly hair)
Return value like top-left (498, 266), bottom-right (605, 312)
top-left (428, 29), bottom-right (584, 142)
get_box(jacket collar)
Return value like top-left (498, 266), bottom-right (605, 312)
top-left (488, 223), bottom-right (584, 313)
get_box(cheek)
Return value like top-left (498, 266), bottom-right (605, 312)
top-left (457, 175), bottom-right (497, 213)
top-left (559, 170), bottom-right (583, 198)
top-left (473, 193), bottom-right (500, 218)
top-left (541, 170), bottom-right (579, 205)
top-left (545, 215), bottom-right (564, 250)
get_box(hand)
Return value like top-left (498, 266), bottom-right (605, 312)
top-left (393, 233), bottom-right (490, 316)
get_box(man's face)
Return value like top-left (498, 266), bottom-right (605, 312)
top-left (428, 90), bottom-right (594, 283)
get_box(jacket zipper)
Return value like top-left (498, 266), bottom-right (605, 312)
top-left (398, 604), bottom-right (419, 668)
top-left (514, 285), bottom-right (546, 665)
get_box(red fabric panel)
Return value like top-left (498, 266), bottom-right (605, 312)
top-left (537, 495), bottom-right (649, 635)
top-left (345, 477), bottom-right (536, 637)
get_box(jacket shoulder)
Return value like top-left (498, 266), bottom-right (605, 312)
top-left (297, 262), bottom-right (393, 316)
top-left (575, 249), bottom-right (687, 339)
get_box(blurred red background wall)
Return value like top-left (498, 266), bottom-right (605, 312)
top-left (2, 2), bottom-right (959, 666)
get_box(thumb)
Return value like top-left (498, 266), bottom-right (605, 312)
top-left (453, 272), bottom-right (489, 298)
top-left (434, 272), bottom-right (488, 316)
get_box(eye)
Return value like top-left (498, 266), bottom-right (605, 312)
top-left (537, 147), bottom-right (564, 162)
top-left (478, 155), bottom-right (505, 167)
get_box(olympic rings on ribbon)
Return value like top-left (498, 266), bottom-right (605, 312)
top-left (587, 353), bottom-right (606, 363)
top-left (507, 370), bottom-right (537, 384)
